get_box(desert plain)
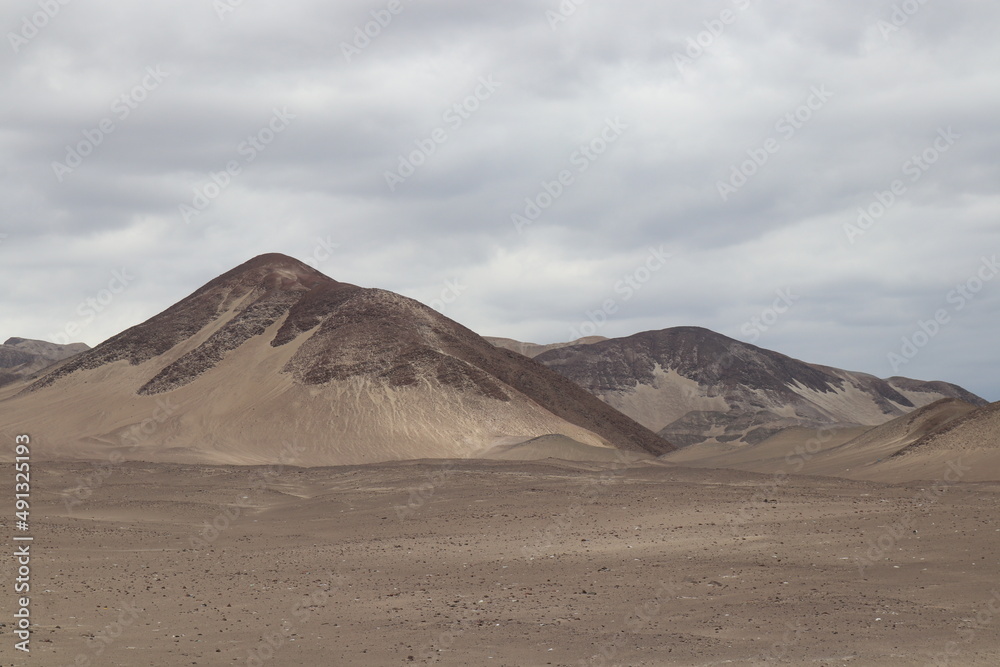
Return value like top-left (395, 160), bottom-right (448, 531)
top-left (4, 456), bottom-right (1000, 666)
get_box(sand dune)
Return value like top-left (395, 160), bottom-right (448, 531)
top-left (666, 398), bottom-right (1000, 483)
top-left (662, 424), bottom-right (870, 473)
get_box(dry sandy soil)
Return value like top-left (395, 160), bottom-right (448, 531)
top-left (3, 458), bottom-right (1000, 666)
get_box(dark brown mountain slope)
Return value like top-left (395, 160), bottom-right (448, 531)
top-left (531, 326), bottom-right (985, 446)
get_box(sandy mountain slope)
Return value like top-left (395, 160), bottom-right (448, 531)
top-left (896, 400), bottom-right (1000, 455)
top-left (664, 398), bottom-right (984, 482)
top-left (532, 326), bottom-right (986, 447)
top-left (819, 398), bottom-right (981, 469)
top-left (857, 399), bottom-right (1000, 482)
top-left (0, 337), bottom-right (89, 387)
top-left (661, 424), bottom-right (870, 470)
top-left (0, 254), bottom-right (671, 466)
top-left (484, 335), bottom-right (606, 359)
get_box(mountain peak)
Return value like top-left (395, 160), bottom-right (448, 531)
top-left (26, 253), bottom-right (353, 392)
top-left (238, 252), bottom-right (318, 273)
top-left (205, 253), bottom-right (334, 293)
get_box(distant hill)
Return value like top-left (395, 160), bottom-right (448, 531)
top-left (0, 337), bottom-right (89, 388)
top-left (484, 335), bottom-right (607, 359)
top-left (523, 326), bottom-right (986, 447)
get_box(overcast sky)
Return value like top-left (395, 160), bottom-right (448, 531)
top-left (2, 0), bottom-right (998, 400)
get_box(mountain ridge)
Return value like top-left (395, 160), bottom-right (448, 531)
top-left (0, 337), bottom-right (89, 388)
top-left (524, 326), bottom-right (985, 447)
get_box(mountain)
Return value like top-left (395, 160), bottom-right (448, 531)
top-left (0, 337), bottom-right (89, 387)
top-left (0, 254), bottom-right (671, 465)
top-left (529, 327), bottom-right (986, 447)
top-left (484, 336), bottom-right (607, 359)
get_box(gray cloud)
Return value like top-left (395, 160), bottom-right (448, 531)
top-left (2, 0), bottom-right (998, 400)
